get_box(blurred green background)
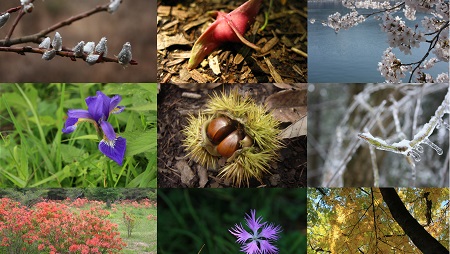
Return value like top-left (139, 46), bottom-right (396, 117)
top-left (158, 188), bottom-right (307, 253)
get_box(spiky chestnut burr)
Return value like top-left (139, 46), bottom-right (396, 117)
top-left (182, 88), bottom-right (282, 187)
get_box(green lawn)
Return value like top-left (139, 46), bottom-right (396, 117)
top-left (109, 204), bottom-right (157, 254)
top-left (70, 201), bottom-right (157, 254)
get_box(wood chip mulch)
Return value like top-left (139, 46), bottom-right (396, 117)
top-left (157, 0), bottom-right (307, 84)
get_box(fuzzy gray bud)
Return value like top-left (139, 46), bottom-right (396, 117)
top-left (73, 41), bottom-right (85, 57)
top-left (118, 42), bottom-right (132, 66)
top-left (86, 54), bottom-right (100, 65)
top-left (39, 37), bottom-right (51, 49)
top-left (0, 13), bottom-right (10, 28)
top-left (23, 3), bottom-right (33, 13)
top-left (95, 37), bottom-right (108, 57)
top-left (52, 32), bottom-right (62, 51)
top-left (83, 42), bottom-right (95, 54)
top-left (42, 49), bottom-right (56, 60)
top-left (108, 0), bottom-right (122, 13)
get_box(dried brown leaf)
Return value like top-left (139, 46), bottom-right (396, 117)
top-left (266, 89), bottom-right (307, 122)
top-left (280, 115), bottom-right (307, 139)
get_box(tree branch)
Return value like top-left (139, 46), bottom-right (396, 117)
top-left (0, 46), bottom-right (138, 65)
top-left (0, 4), bottom-right (109, 47)
top-left (379, 188), bottom-right (448, 254)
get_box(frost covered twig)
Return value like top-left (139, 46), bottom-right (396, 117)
top-left (315, 83), bottom-right (449, 187)
top-left (358, 85), bottom-right (450, 162)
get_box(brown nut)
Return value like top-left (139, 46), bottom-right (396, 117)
top-left (241, 135), bottom-right (253, 148)
top-left (216, 130), bottom-right (244, 158)
top-left (207, 117), bottom-right (236, 145)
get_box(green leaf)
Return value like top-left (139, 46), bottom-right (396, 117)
top-left (29, 166), bottom-right (71, 187)
top-left (122, 129), bottom-right (157, 157)
top-left (126, 104), bottom-right (157, 112)
top-left (60, 144), bottom-right (88, 164)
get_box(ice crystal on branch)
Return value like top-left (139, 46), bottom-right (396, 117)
top-left (358, 84), bottom-right (450, 163)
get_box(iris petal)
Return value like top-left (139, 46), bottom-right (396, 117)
top-left (109, 94), bottom-right (122, 112)
top-left (98, 136), bottom-right (126, 165)
top-left (63, 90), bottom-right (126, 165)
top-left (86, 91), bottom-right (109, 122)
top-left (111, 105), bottom-right (125, 114)
top-left (100, 120), bottom-right (117, 141)
top-left (62, 117), bottom-right (79, 133)
top-left (67, 109), bottom-right (92, 119)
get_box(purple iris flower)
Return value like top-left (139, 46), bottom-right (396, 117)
top-left (62, 91), bottom-right (126, 165)
top-left (229, 209), bottom-right (282, 254)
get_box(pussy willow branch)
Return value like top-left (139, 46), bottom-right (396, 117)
top-left (3, 0), bottom-right (35, 42)
top-left (5, 9), bottom-right (26, 42)
top-left (0, 3), bottom-right (109, 47)
top-left (0, 46), bottom-right (138, 65)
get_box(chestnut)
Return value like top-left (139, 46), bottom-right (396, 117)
top-left (207, 117), bottom-right (235, 145)
top-left (216, 130), bottom-right (244, 158)
top-left (182, 88), bottom-right (283, 187)
top-left (241, 135), bottom-right (253, 148)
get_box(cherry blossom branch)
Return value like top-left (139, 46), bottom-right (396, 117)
top-left (405, 21), bottom-right (449, 82)
top-left (362, 2), bottom-right (405, 18)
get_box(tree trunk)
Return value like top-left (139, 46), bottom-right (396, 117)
top-left (380, 188), bottom-right (448, 254)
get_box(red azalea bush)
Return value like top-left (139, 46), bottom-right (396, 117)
top-left (147, 214), bottom-right (157, 221)
top-left (122, 211), bottom-right (136, 238)
top-left (116, 198), bottom-right (156, 209)
top-left (0, 198), bottom-right (126, 254)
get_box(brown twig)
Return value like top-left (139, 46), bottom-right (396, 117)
top-left (0, 4), bottom-right (109, 47)
top-left (4, 6), bottom-right (22, 15)
top-left (5, 9), bottom-right (26, 43)
top-left (0, 46), bottom-right (138, 65)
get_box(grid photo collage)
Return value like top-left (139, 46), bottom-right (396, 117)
top-left (0, 0), bottom-right (449, 253)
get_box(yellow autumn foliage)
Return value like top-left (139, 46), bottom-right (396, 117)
top-left (307, 188), bottom-right (449, 253)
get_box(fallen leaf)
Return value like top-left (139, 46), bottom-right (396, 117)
top-left (266, 88), bottom-right (307, 122)
top-left (280, 115), bottom-right (307, 138)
